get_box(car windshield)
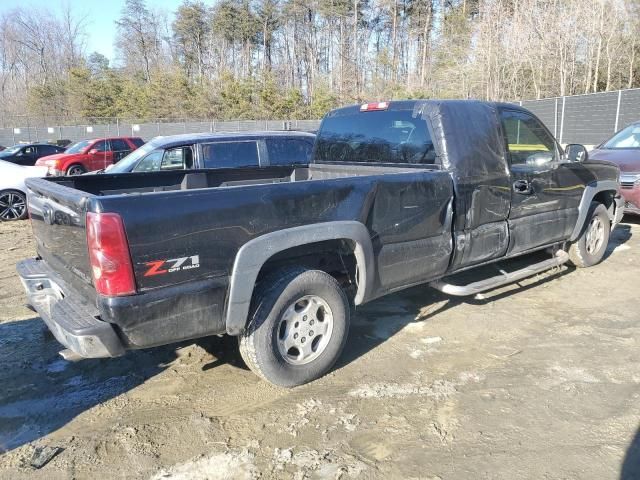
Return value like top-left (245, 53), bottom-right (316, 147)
top-left (65, 140), bottom-right (92, 154)
top-left (602, 124), bottom-right (640, 149)
top-left (108, 141), bottom-right (158, 173)
top-left (0, 145), bottom-right (22, 156)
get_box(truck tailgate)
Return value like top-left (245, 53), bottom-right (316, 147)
top-left (25, 177), bottom-right (96, 299)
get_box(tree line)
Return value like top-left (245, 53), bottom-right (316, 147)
top-left (1, 0), bottom-right (639, 123)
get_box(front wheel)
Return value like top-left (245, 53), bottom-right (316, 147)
top-left (568, 203), bottom-right (610, 268)
top-left (66, 164), bottom-right (86, 176)
top-left (239, 267), bottom-right (350, 387)
top-left (0, 190), bottom-right (28, 221)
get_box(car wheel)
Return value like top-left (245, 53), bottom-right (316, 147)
top-left (0, 190), bottom-right (28, 221)
top-left (568, 202), bottom-right (610, 268)
top-left (239, 267), bottom-right (350, 387)
top-left (66, 164), bottom-right (86, 176)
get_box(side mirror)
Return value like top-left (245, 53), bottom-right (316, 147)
top-left (89, 149), bottom-right (99, 155)
top-left (565, 144), bottom-right (588, 162)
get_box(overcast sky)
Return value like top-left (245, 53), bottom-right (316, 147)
top-left (1, 0), bottom-right (181, 61)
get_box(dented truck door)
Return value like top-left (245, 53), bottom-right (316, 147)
top-left (499, 108), bottom-right (582, 254)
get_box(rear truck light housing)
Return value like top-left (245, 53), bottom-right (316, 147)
top-left (360, 101), bottom-right (390, 112)
top-left (86, 212), bottom-right (136, 296)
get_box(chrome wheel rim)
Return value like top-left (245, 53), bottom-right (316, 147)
top-left (68, 166), bottom-right (83, 175)
top-left (0, 192), bottom-right (26, 220)
top-left (585, 216), bottom-right (605, 255)
top-left (276, 295), bottom-right (334, 365)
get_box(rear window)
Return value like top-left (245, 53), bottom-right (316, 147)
top-left (266, 138), bottom-right (313, 166)
top-left (201, 141), bottom-right (259, 168)
top-left (130, 137), bottom-right (145, 148)
top-left (315, 109), bottom-right (436, 164)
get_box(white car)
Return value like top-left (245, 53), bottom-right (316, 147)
top-left (0, 160), bottom-right (48, 221)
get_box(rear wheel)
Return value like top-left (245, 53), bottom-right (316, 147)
top-left (0, 190), bottom-right (27, 221)
top-left (568, 203), bottom-right (610, 267)
top-left (239, 267), bottom-right (350, 387)
top-left (66, 164), bottom-right (85, 176)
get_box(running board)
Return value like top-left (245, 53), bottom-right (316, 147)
top-left (430, 250), bottom-right (569, 297)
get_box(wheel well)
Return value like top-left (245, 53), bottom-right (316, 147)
top-left (592, 190), bottom-right (617, 218)
top-left (255, 239), bottom-right (359, 300)
top-left (67, 163), bottom-right (85, 171)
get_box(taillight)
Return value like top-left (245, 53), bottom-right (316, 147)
top-left (360, 101), bottom-right (389, 112)
top-left (86, 212), bottom-right (136, 296)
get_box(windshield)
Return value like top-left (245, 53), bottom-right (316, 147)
top-left (0, 145), bottom-right (22, 156)
top-left (602, 124), bottom-right (640, 149)
top-left (65, 140), bottom-right (92, 154)
top-left (108, 141), bottom-right (157, 173)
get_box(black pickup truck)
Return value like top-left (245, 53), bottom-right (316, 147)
top-left (18, 100), bottom-right (623, 387)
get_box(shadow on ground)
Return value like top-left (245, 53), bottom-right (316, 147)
top-left (622, 426), bottom-right (640, 479)
top-left (0, 318), bottom-right (233, 454)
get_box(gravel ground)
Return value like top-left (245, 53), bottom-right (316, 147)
top-left (0, 218), bottom-right (639, 480)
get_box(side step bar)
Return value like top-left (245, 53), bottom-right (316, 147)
top-left (430, 250), bottom-right (569, 297)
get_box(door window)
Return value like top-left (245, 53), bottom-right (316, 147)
top-left (23, 146), bottom-right (36, 155)
top-left (92, 140), bottom-right (108, 152)
top-left (133, 150), bottom-right (164, 172)
top-left (266, 138), bottom-right (313, 166)
top-left (500, 110), bottom-right (558, 166)
top-left (201, 141), bottom-right (260, 168)
top-left (160, 147), bottom-right (193, 170)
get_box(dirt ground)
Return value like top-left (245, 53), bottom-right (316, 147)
top-left (0, 218), bottom-right (639, 480)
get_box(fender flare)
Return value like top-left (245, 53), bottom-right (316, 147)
top-left (569, 180), bottom-right (619, 242)
top-left (225, 221), bottom-right (375, 335)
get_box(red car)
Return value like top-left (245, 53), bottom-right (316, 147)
top-left (36, 137), bottom-right (144, 176)
top-left (590, 122), bottom-right (640, 215)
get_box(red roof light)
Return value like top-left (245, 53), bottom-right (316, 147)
top-left (360, 102), bottom-right (390, 112)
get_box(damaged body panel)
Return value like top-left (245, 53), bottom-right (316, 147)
top-left (18, 100), bottom-right (622, 364)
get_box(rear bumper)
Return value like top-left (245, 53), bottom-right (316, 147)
top-left (17, 258), bottom-right (125, 358)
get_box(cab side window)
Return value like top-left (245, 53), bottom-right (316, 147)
top-left (266, 138), bottom-right (313, 166)
top-left (500, 110), bottom-right (558, 166)
top-left (201, 141), bottom-right (260, 168)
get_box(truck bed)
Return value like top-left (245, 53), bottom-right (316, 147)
top-left (25, 162), bottom-right (453, 349)
top-left (42, 163), bottom-right (430, 196)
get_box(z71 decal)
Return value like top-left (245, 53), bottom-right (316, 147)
top-left (144, 255), bottom-right (200, 276)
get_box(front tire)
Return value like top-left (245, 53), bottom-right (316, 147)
top-left (568, 202), bottom-right (610, 267)
top-left (0, 190), bottom-right (28, 221)
top-left (66, 164), bottom-right (86, 176)
top-left (239, 267), bottom-right (350, 387)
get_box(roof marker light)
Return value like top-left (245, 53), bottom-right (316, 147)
top-left (360, 102), bottom-right (390, 112)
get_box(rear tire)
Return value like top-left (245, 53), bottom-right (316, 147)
top-left (239, 267), bottom-right (350, 387)
top-left (66, 164), bottom-right (85, 176)
top-left (0, 190), bottom-right (28, 221)
top-left (568, 203), bottom-right (610, 268)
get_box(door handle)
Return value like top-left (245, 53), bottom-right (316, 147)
top-left (513, 180), bottom-right (532, 194)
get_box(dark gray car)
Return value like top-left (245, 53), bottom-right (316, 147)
top-left (105, 131), bottom-right (315, 173)
top-left (0, 143), bottom-right (66, 166)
